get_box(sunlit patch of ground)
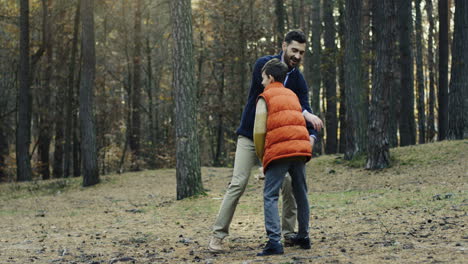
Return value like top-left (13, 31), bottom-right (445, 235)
top-left (0, 140), bottom-right (466, 263)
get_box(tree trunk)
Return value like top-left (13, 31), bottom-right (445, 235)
top-left (275, 0), bottom-right (285, 48)
top-left (448, 0), bottom-right (468, 139)
top-left (310, 0), bottom-right (321, 115)
top-left (73, 62), bottom-right (81, 177)
top-left (80, 0), bottom-right (99, 187)
top-left (366, 0), bottom-right (396, 169)
top-left (323, 0), bottom-right (338, 154)
top-left (438, 0), bottom-right (449, 140)
top-left (37, 0), bottom-right (52, 180)
top-left (362, 0), bottom-right (371, 119)
top-left (171, 0), bottom-right (204, 200)
top-left (64, 0), bottom-right (80, 177)
top-left (426, 0), bottom-right (436, 142)
top-left (398, 0), bottom-right (416, 146)
top-left (146, 32), bottom-right (157, 168)
top-left (17, 0), bottom-right (33, 182)
top-left (53, 11), bottom-right (65, 178)
top-left (338, 0), bottom-right (346, 153)
top-left (0, 125), bottom-right (8, 181)
top-left (415, 0), bottom-right (426, 144)
top-left (130, 0), bottom-right (142, 171)
top-left (344, 0), bottom-right (366, 160)
top-left (311, 0), bottom-right (322, 155)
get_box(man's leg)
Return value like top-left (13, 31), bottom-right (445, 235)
top-left (281, 173), bottom-right (297, 239)
top-left (212, 136), bottom-right (257, 239)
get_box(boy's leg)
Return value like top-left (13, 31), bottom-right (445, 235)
top-left (263, 161), bottom-right (290, 243)
top-left (281, 173), bottom-right (297, 239)
top-left (212, 136), bottom-right (258, 239)
top-left (288, 161), bottom-right (310, 239)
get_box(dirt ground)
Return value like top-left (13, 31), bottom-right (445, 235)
top-left (0, 140), bottom-right (467, 264)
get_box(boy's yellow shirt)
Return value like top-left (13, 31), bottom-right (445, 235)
top-left (253, 98), bottom-right (267, 160)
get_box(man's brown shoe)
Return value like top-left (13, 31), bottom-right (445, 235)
top-left (208, 236), bottom-right (224, 252)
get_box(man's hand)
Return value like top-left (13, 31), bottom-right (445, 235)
top-left (310, 136), bottom-right (315, 148)
top-left (304, 111), bottom-right (323, 131)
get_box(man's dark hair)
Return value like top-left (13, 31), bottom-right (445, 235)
top-left (262, 58), bottom-right (289, 84)
top-left (284, 29), bottom-right (307, 44)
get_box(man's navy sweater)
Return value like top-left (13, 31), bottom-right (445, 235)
top-left (236, 53), bottom-right (319, 140)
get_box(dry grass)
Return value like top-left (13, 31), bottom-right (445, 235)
top-left (0, 140), bottom-right (467, 264)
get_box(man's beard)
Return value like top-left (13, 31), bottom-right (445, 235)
top-left (284, 53), bottom-right (301, 69)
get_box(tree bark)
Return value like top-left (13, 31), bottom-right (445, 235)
top-left (311, 0), bottom-right (322, 155)
top-left (344, 0), bottom-right (366, 159)
top-left (80, 0), bottom-right (99, 186)
top-left (426, 0), bottom-right (436, 142)
top-left (64, 0), bottom-right (80, 177)
top-left (438, 0), bottom-right (449, 140)
top-left (398, 0), bottom-right (416, 146)
top-left (338, 0), bottom-right (347, 153)
top-left (311, 0), bottom-right (321, 115)
top-left (17, 0), bottom-right (33, 182)
top-left (129, 0), bottom-right (142, 171)
top-left (275, 0), bottom-right (285, 47)
top-left (448, 0), bottom-right (468, 139)
top-left (415, 0), bottom-right (426, 144)
top-left (366, 0), bottom-right (396, 169)
top-left (37, 0), bottom-right (52, 180)
top-left (0, 124), bottom-right (8, 181)
top-left (323, 0), bottom-right (338, 154)
top-left (171, 0), bottom-right (204, 200)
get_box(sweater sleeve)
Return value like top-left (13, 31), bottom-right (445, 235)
top-left (296, 73), bottom-right (319, 140)
top-left (253, 98), bottom-right (267, 161)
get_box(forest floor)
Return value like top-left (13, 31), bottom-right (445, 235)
top-left (0, 140), bottom-right (467, 264)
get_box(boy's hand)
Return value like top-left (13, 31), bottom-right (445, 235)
top-left (310, 136), bottom-right (315, 148)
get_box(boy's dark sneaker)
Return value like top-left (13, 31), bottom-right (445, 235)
top-left (290, 236), bottom-right (311, 249)
top-left (257, 240), bottom-right (284, 256)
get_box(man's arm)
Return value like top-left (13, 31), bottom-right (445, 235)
top-left (295, 73), bottom-right (323, 135)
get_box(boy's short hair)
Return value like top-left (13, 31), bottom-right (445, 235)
top-left (262, 58), bottom-right (289, 84)
top-left (284, 29), bottom-right (307, 44)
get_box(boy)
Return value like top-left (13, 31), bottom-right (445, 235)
top-left (254, 58), bottom-right (312, 256)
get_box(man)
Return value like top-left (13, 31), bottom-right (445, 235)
top-left (209, 29), bottom-right (323, 252)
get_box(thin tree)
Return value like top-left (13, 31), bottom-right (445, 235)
top-left (275, 0), bottom-right (285, 48)
top-left (64, 0), bottom-right (80, 177)
top-left (398, 0), bottom-right (416, 146)
top-left (17, 0), bottom-right (33, 182)
top-left (448, 0), bottom-right (468, 139)
top-left (310, 0), bottom-right (321, 115)
top-left (80, 0), bottom-right (99, 187)
top-left (0, 124), bottom-right (7, 181)
top-left (366, 0), bottom-right (396, 169)
top-left (415, 0), bottom-right (426, 144)
top-left (311, 0), bottom-right (322, 154)
top-left (37, 0), bottom-right (53, 180)
top-left (171, 0), bottom-right (204, 200)
top-left (387, 2), bottom-right (400, 147)
top-left (344, 0), bottom-right (366, 159)
top-left (130, 0), bottom-right (142, 171)
top-left (426, 0), bottom-right (436, 142)
top-left (338, 0), bottom-right (347, 153)
top-left (438, 0), bottom-right (449, 140)
top-left (323, 0), bottom-right (338, 154)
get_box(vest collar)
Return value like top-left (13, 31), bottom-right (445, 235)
top-left (264, 82), bottom-right (284, 92)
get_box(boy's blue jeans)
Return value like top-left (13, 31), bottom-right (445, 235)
top-left (264, 159), bottom-right (310, 243)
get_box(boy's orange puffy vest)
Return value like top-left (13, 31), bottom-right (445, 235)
top-left (259, 82), bottom-right (312, 171)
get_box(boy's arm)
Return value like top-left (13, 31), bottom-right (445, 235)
top-left (253, 98), bottom-right (267, 161)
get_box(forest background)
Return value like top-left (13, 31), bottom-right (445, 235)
top-left (0, 0), bottom-right (466, 192)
